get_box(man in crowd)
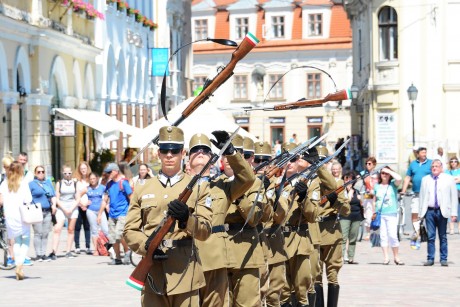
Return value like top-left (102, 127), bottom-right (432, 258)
top-left (419, 159), bottom-right (458, 266)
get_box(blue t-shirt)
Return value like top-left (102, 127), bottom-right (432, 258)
top-left (105, 179), bottom-right (132, 218)
top-left (86, 184), bottom-right (106, 212)
top-left (374, 182), bottom-right (398, 215)
top-left (446, 169), bottom-right (460, 191)
top-left (29, 179), bottom-right (56, 209)
top-left (406, 159), bottom-right (432, 193)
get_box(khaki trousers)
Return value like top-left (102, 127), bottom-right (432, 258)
top-left (228, 267), bottom-right (261, 307)
top-left (259, 262), bottom-right (269, 302)
top-left (199, 268), bottom-right (230, 307)
top-left (308, 245), bottom-right (321, 293)
top-left (141, 289), bottom-right (199, 307)
top-left (315, 243), bottom-right (343, 286)
top-left (280, 254), bottom-right (311, 305)
top-left (265, 262), bottom-right (287, 307)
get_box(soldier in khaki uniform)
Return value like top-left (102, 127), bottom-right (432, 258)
top-left (278, 143), bottom-right (315, 307)
top-left (307, 146), bottom-right (350, 307)
top-left (123, 126), bottom-right (213, 307)
top-left (243, 138), bottom-right (273, 304)
top-left (188, 132), bottom-right (255, 307)
top-left (224, 135), bottom-right (266, 307)
top-left (254, 142), bottom-right (289, 307)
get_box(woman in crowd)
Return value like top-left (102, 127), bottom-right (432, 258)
top-left (74, 161), bottom-right (91, 254)
top-left (0, 161), bottom-right (33, 280)
top-left (29, 166), bottom-right (57, 261)
top-left (1, 155), bottom-right (15, 265)
top-left (130, 163), bottom-right (152, 188)
top-left (52, 165), bottom-right (81, 259)
top-left (363, 156), bottom-right (379, 240)
top-left (340, 171), bottom-right (364, 264)
top-left (373, 166), bottom-right (403, 265)
top-left (80, 172), bottom-right (108, 255)
top-left (446, 156), bottom-right (460, 234)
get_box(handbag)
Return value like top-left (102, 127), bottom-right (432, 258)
top-left (370, 185), bottom-right (390, 231)
top-left (370, 232), bottom-right (381, 247)
top-left (19, 202), bottom-right (43, 224)
top-left (419, 219), bottom-right (428, 243)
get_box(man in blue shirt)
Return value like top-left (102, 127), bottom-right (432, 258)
top-left (402, 147), bottom-right (432, 247)
top-left (103, 163), bottom-right (133, 265)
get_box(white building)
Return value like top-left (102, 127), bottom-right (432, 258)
top-left (345, 0), bottom-right (460, 172)
top-left (192, 0), bottom-right (353, 153)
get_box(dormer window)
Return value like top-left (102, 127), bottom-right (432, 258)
top-left (308, 14), bottom-right (323, 36)
top-left (272, 16), bottom-right (285, 38)
top-left (194, 19), bottom-right (208, 40)
top-left (235, 17), bottom-right (249, 40)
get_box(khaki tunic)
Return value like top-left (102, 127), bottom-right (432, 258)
top-left (195, 153), bottom-right (255, 272)
top-left (123, 172), bottom-right (212, 296)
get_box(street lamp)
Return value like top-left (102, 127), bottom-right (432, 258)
top-left (407, 83), bottom-right (418, 146)
top-left (350, 85), bottom-right (359, 100)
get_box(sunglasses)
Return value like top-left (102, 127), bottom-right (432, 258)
top-left (36, 170), bottom-right (45, 174)
top-left (366, 162), bottom-right (373, 165)
top-left (450, 160), bottom-right (458, 163)
top-left (243, 153), bottom-right (254, 160)
top-left (254, 157), bottom-right (270, 164)
top-left (289, 156), bottom-right (299, 163)
top-left (190, 146), bottom-right (211, 155)
top-left (63, 172), bottom-right (72, 175)
top-left (159, 148), bottom-right (182, 155)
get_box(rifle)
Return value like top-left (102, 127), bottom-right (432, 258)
top-left (126, 128), bottom-right (239, 291)
top-left (243, 89), bottom-right (350, 112)
top-left (319, 165), bottom-right (385, 206)
top-left (130, 32), bottom-right (260, 164)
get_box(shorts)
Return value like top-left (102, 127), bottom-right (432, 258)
top-left (108, 216), bottom-right (126, 244)
top-left (56, 202), bottom-right (79, 221)
top-left (410, 195), bottom-right (420, 214)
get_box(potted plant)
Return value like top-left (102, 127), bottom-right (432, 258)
top-left (116, 0), bottom-right (127, 12)
top-left (127, 8), bottom-right (135, 17)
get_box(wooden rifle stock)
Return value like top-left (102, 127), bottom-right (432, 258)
top-left (182, 34), bottom-right (259, 118)
top-left (273, 89), bottom-right (350, 111)
top-left (126, 187), bottom-right (193, 291)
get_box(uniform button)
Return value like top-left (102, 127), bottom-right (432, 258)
top-left (164, 195), bottom-right (168, 199)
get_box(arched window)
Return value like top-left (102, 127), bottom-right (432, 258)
top-left (378, 6), bottom-right (398, 61)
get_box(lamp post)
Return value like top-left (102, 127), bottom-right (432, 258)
top-left (350, 85), bottom-right (359, 101)
top-left (407, 83), bottom-right (418, 146)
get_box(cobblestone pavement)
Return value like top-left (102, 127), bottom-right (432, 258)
top-left (1, 230), bottom-right (459, 306)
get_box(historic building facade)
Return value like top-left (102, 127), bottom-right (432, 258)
top-left (345, 0), bottom-right (460, 171)
top-left (191, 0), bottom-right (352, 152)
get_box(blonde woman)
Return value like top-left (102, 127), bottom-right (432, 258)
top-left (74, 161), bottom-right (91, 254)
top-left (0, 161), bottom-right (33, 280)
top-left (52, 165), bottom-right (81, 259)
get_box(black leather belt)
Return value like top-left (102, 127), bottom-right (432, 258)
top-left (317, 215), bottom-right (338, 222)
top-left (227, 223), bottom-right (255, 231)
top-left (427, 207), bottom-right (440, 210)
top-left (282, 224), bottom-right (309, 232)
top-left (161, 238), bottom-right (192, 248)
top-left (256, 224), bottom-right (263, 232)
top-left (212, 224), bottom-right (229, 233)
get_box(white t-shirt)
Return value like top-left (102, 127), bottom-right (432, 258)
top-left (0, 179), bottom-right (33, 238)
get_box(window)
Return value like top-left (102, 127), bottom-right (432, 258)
top-left (268, 74), bottom-right (284, 99)
top-left (193, 76), bottom-right (206, 94)
top-left (308, 14), bottom-right (322, 36)
top-left (272, 16), bottom-right (285, 38)
top-left (378, 6), bottom-right (398, 61)
top-left (234, 75), bottom-right (248, 99)
top-left (235, 18), bottom-right (249, 40)
top-left (194, 19), bottom-right (208, 40)
top-left (307, 73), bottom-right (321, 98)
top-left (271, 127), bottom-right (284, 147)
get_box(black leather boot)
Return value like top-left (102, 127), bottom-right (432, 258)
top-left (314, 284), bottom-right (324, 307)
top-left (327, 284), bottom-right (340, 307)
top-left (308, 292), bottom-right (317, 307)
top-left (280, 303), bottom-right (292, 307)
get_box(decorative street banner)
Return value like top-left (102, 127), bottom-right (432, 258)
top-left (375, 110), bottom-right (397, 163)
top-left (151, 48), bottom-right (169, 76)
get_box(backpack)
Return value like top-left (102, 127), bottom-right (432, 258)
top-left (96, 230), bottom-right (109, 256)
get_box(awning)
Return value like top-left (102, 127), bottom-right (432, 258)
top-left (54, 108), bottom-right (140, 141)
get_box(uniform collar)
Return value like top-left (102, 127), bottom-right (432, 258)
top-left (158, 171), bottom-right (183, 187)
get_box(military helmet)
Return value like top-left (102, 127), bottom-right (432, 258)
top-left (282, 142), bottom-right (296, 152)
top-left (189, 133), bottom-right (211, 150)
top-left (243, 137), bottom-right (255, 153)
top-left (158, 126), bottom-right (184, 150)
top-left (232, 134), bottom-right (244, 149)
top-left (316, 144), bottom-right (328, 160)
top-left (254, 141), bottom-right (272, 156)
